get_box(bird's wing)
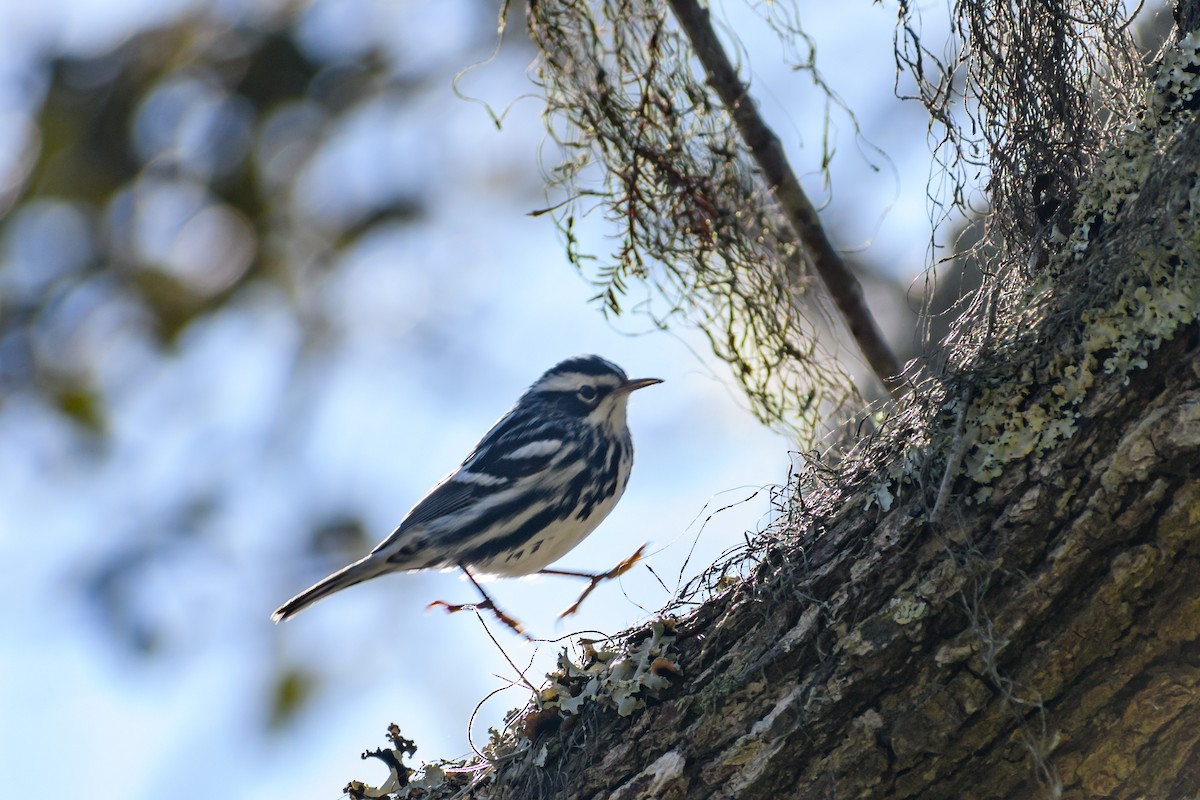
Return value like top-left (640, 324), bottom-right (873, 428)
top-left (368, 476), bottom-right (480, 559)
top-left (461, 419), bottom-right (572, 482)
top-left (369, 415), bottom-right (574, 564)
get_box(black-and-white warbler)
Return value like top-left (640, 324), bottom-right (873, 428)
top-left (271, 355), bottom-right (661, 633)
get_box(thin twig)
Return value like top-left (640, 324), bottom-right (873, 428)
top-left (474, 610), bottom-right (540, 694)
top-left (931, 386), bottom-right (974, 525)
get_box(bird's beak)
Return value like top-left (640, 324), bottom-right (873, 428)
top-left (617, 377), bottom-right (663, 394)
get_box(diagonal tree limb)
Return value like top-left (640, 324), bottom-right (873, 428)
top-left (666, 0), bottom-right (907, 399)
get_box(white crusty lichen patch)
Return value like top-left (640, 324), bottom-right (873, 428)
top-left (534, 618), bottom-right (682, 720)
top-left (343, 623), bottom-right (686, 796)
top-left (342, 622), bottom-right (683, 799)
top-left (474, 618), bottom-right (683, 785)
top-left (344, 725), bottom-right (473, 800)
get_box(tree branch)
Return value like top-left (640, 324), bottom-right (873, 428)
top-left (666, 0), bottom-right (907, 399)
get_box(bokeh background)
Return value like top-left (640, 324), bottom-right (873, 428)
top-left (0, 0), bottom-right (1165, 797)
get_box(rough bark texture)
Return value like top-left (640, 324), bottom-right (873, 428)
top-left (346, 13), bottom-right (1200, 800)
top-left (488, 337), bottom-right (1199, 800)
top-left (476, 44), bottom-right (1200, 800)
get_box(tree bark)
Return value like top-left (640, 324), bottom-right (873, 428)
top-left (478, 34), bottom-right (1200, 800)
top-left (489, 343), bottom-right (1200, 800)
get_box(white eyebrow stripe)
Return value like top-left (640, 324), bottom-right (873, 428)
top-left (534, 373), bottom-right (621, 392)
top-left (503, 440), bottom-right (563, 460)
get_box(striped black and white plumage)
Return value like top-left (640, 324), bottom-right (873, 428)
top-left (272, 355), bottom-right (661, 623)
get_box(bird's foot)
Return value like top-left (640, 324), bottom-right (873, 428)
top-left (554, 543), bottom-right (648, 619)
top-left (426, 598), bottom-right (527, 637)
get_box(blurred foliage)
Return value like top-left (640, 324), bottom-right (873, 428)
top-left (3, 16), bottom-right (406, 405)
top-left (0, 4), bottom-right (503, 660)
top-left (269, 665), bottom-right (319, 730)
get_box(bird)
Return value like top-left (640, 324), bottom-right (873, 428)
top-left (271, 354), bottom-right (661, 634)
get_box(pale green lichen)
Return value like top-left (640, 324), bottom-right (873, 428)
top-left (890, 594), bottom-right (929, 625)
top-left (862, 31), bottom-right (1200, 511)
top-left (958, 31), bottom-right (1200, 491)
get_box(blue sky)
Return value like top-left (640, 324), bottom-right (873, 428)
top-left (0, 0), bottom-right (991, 797)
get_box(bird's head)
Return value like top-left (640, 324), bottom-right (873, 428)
top-left (528, 355), bottom-right (661, 428)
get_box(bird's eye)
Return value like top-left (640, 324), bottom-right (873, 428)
top-left (577, 384), bottom-right (598, 402)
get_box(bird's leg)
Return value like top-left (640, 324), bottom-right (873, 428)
top-left (426, 565), bottom-right (528, 637)
top-left (540, 543), bottom-right (648, 619)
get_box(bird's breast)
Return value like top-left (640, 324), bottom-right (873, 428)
top-left (470, 433), bottom-right (633, 576)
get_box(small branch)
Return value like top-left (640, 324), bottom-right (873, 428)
top-left (931, 387), bottom-right (974, 525)
top-left (666, 0), bottom-right (906, 399)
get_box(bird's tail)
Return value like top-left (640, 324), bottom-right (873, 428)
top-left (271, 555), bottom-right (390, 623)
